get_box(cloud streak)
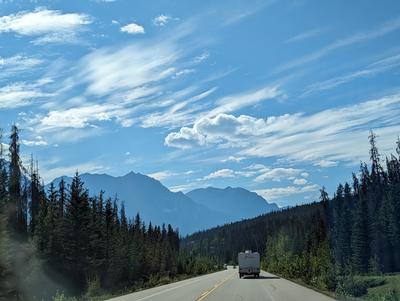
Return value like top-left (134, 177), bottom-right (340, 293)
top-left (285, 28), bottom-right (323, 43)
top-left (277, 16), bottom-right (400, 73)
top-left (302, 53), bottom-right (400, 96)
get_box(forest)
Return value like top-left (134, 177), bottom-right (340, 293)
top-left (0, 125), bottom-right (219, 301)
top-left (183, 131), bottom-right (400, 299)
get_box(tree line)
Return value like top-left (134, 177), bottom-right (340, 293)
top-left (183, 131), bottom-right (400, 295)
top-left (0, 125), bottom-right (219, 300)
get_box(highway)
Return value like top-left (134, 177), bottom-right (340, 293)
top-left (108, 268), bottom-right (336, 301)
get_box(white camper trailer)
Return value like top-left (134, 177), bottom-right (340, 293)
top-left (238, 250), bottom-right (260, 278)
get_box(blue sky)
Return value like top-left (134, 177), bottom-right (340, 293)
top-left (0, 0), bottom-right (400, 207)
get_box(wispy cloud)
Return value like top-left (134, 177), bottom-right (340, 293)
top-left (222, 1), bottom-right (272, 26)
top-left (0, 81), bottom-right (53, 109)
top-left (205, 85), bottom-right (282, 118)
top-left (194, 51), bottom-right (209, 64)
top-left (166, 93), bottom-right (400, 166)
top-left (147, 170), bottom-right (176, 181)
top-left (139, 87), bottom-right (217, 129)
top-left (77, 41), bottom-right (177, 97)
top-left (0, 8), bottom-right (92, 44)
top-left (302, 53), bottom-right (400, 96)
top-left (40, 161), bottom-right (110, 183)
top-left (276, 16), bottom-right (400, 73)
top-left (21, 22), bottom-right (216, 143)
top-left (21, 135), bottom-right (48, 146)
top-left (285, 28), bottom-right (324, 43)
top-left (0, 55), bottom-right (44, 78)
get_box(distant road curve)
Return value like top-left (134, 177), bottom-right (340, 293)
top-left (107, 268), bottom-right (336, 301)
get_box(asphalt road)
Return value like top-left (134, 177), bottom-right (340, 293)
top-left (108, 268), bottom-right (336, 301)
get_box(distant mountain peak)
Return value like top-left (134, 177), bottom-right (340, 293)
top-left (186, 186), bottom-right (278, 221)
top-left (48, 171), bottom-right (278, 235)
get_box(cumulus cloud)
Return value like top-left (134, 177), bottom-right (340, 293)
top-left (0, 8), bottom-right (92, 44)
top-left (165, 111), bottom-right (287, 149)
top-left (120, 23), bottom-right (145, 34)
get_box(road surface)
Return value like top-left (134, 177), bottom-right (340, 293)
top-left (108, 268), bottom-right (336, 301)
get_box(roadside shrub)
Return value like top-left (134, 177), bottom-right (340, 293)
top-left (52, 291), bottom-right (78, 301)
top-left (336, 275), bottom-right (386, 297)
top-left (383, 289), bottom-right (400, 301)
top-left (84, 276), bottom-right (103, 298)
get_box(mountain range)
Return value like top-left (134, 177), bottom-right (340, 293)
top-left (49, 172), bottom-right (278, 235)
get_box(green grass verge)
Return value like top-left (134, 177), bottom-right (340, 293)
top-left (336, 274), bottom-right (400, 301)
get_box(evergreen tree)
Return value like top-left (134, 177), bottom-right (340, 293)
top-left (29, 157), bottom-right (41, 233)
top-left (8, 125), bottom-right (26, 233)
top-left (351, 177), bottom-right (370, 274)
top-left (58, 178), bottom-right (66, 217)
top-left (63, 172), bottom-right (91, 289)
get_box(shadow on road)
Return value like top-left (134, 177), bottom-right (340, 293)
top-left (241, 275), bottom-right (280, 280)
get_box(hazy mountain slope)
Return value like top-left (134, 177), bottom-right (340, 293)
top-left (186, 186), bottom-right (278, 220)
top-left (49, 172), bottom-right (230, 234)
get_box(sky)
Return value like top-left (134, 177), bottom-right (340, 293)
top-left (0, 0), bottom-right (400, 207)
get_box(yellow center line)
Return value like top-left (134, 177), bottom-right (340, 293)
top-left (195, 273), bottom-right (236, 301)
